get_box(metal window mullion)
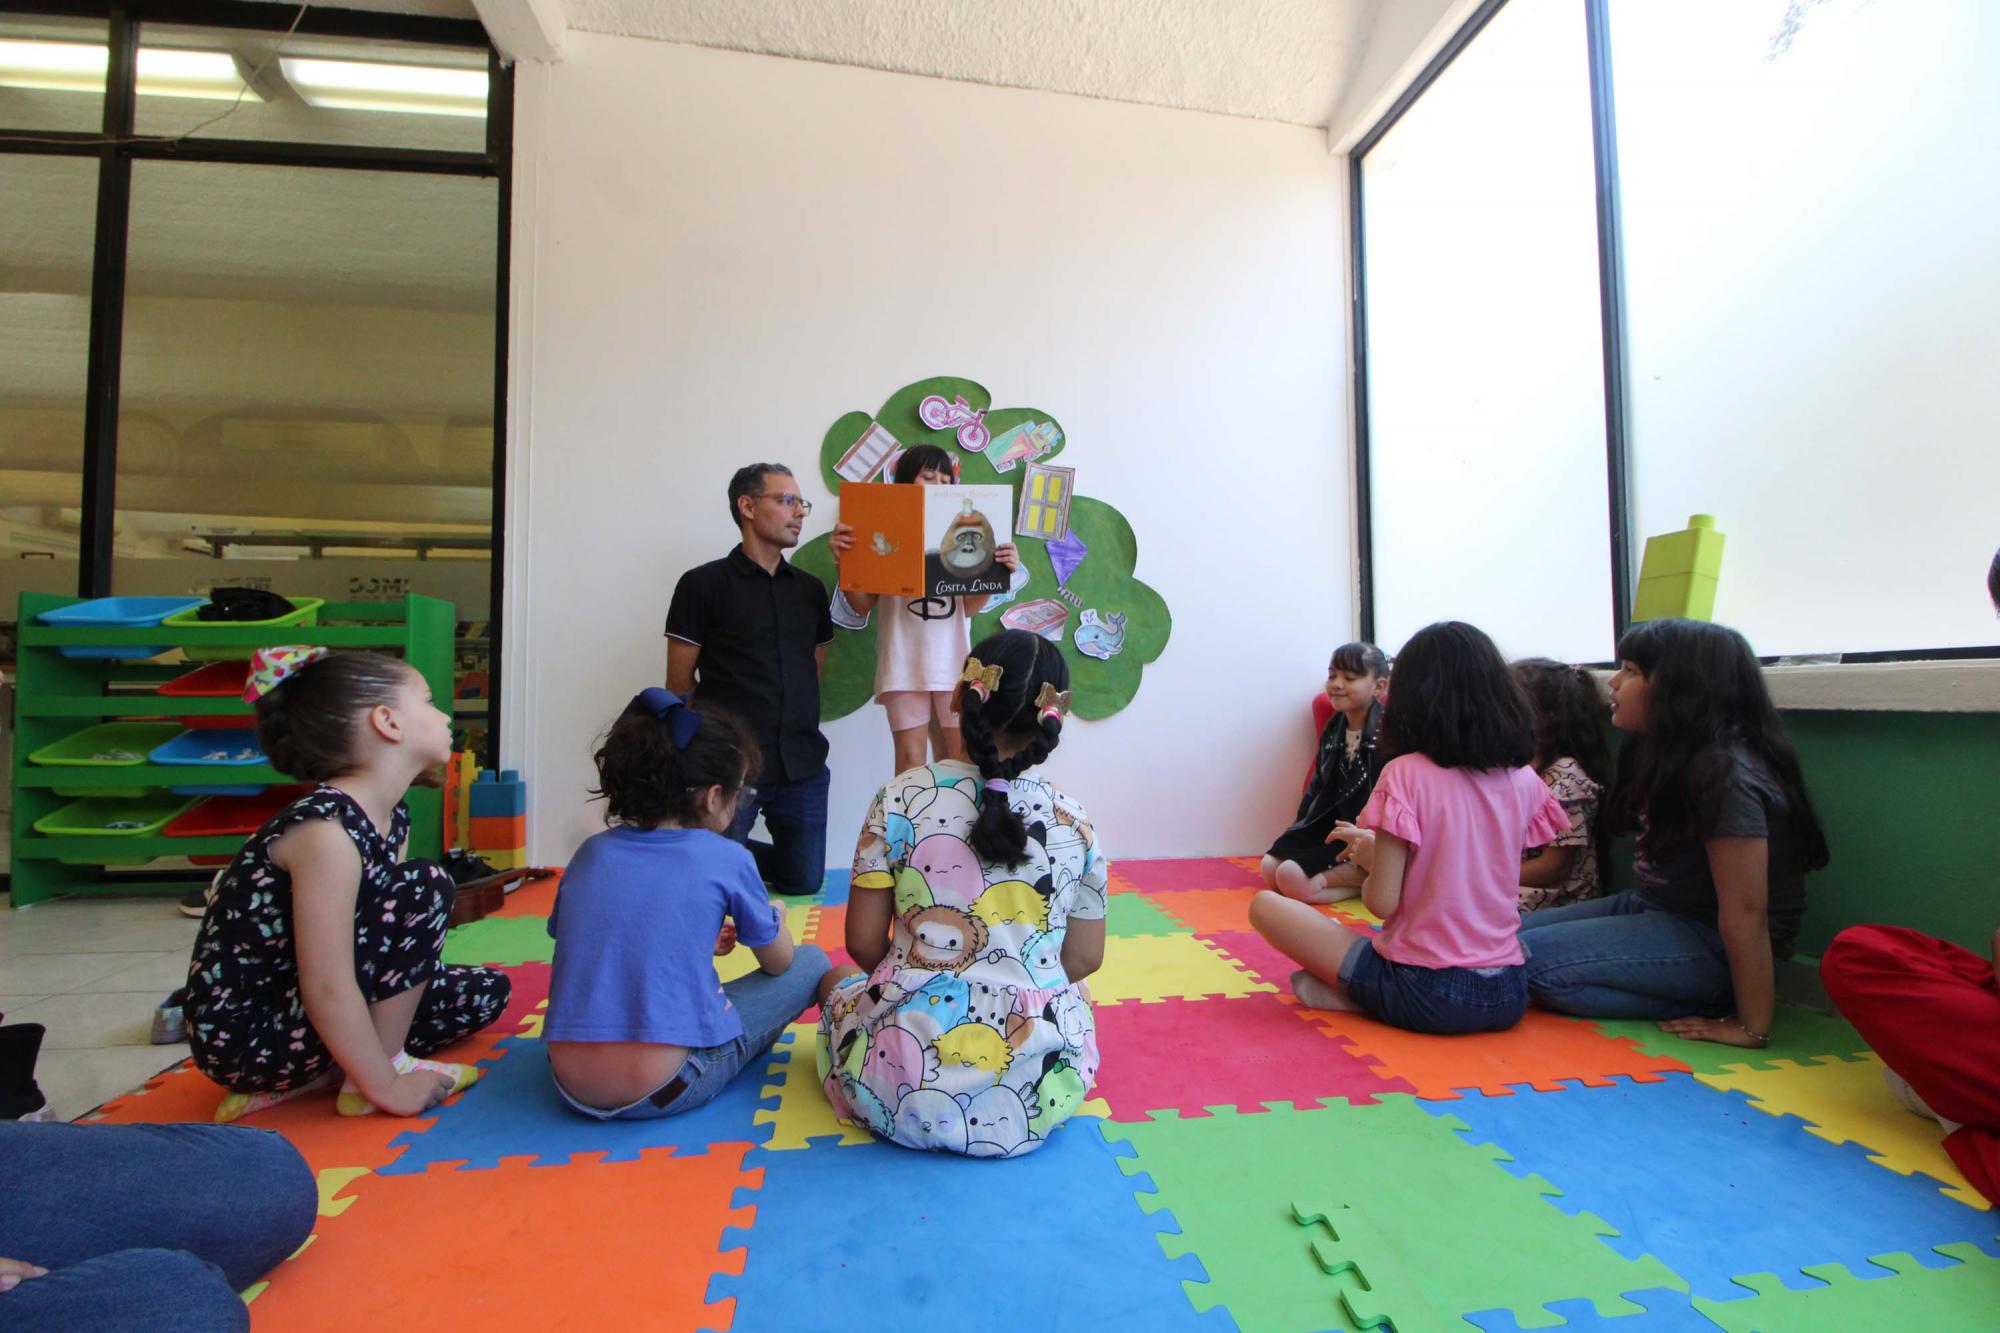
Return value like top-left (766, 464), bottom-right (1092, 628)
top-left (77, 1), bottom-right (136, 597)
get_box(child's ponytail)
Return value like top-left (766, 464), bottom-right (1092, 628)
top-left (250, 649), bottom-right (409, 782)
top-left (957, 630), bottom-right (1072, 866)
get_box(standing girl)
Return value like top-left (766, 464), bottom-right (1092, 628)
top-left (829, 445), bottom-right (1020, 773)
top-left (814, 630), bottom-right (1107, 1157)
top-left (186, 649), bottom-right (509, 1122)
top-left (1518, 619), bottom-right (1829, 1048)
top-left (544, 689), bottom-right (827, 1119)
top-left (1512, 658), bottom-right (1611, 913)
top-left (1261, 642), bottom-right (1388, 903)
top-left (1250, 622), bottom-right (1569, 1035)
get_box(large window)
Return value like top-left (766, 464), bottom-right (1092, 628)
top-left (1352, 0), bottom-right (2000, 663)
top-left (1, 2), bottom-right (508, 870)
top-left (1357, 0), bottom-right (1610, 664)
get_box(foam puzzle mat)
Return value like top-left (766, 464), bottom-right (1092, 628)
top-left (88, 858), bottom-right (2000, 1331)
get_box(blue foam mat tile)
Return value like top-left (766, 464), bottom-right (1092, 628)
top-left (379, 1036), bottom-right (770, 1172)
top-left (813, 868), bottom-right (850, 906)
top-left (1423, 1073), bottom-right (2000, 1301)
top-left (714, 1116), bottom-right (1229, 1332)
top-left (1465, 1286), bottom-right (1721, 1331)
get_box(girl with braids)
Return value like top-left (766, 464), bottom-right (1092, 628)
top-left (1511, 658), bottom-right (1612, 912)
top-left (813, 629), bottom-right (1108, 1157)
top-left (1520, 618), bottom-right (1829, 1049)
top-left (185, 648), bottom-right (509, 1122)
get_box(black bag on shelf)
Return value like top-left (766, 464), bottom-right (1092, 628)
top-left (194, 587), bottom-right (297, 622)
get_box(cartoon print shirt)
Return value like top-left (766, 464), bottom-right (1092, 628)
top-left (818, 759), bottom-right (1109, 1158)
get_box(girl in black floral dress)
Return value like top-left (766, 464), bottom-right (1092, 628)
top-left (185, 647), bottom-right (509, 1122)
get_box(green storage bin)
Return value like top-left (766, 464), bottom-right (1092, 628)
top-left (162, 597), bottom-right (327, 660)
top-left (33, 794), bottom-right (198, 838)
top-left (29, 721), bottom-right (185, 769)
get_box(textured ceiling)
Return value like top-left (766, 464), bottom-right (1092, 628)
top-left (564, 0), bottom-right (1384, 129)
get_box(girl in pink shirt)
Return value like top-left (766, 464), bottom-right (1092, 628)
top-left (1250, 621), bottom-right (1570, 1035)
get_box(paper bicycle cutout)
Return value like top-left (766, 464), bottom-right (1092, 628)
top-left (919, 394), bottom-right (990, 452)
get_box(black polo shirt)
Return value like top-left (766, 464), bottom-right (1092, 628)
top-left (665, 546), bottom-right (835, 784)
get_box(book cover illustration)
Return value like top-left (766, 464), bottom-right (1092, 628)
top-left (837, 483), bottom-right (1013, 600)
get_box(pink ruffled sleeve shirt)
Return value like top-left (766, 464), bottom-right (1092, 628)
top-left (1358, 753), bottom-right (1572, 970)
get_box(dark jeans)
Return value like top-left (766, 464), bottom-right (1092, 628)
top-left (1518, 891), bottom-right (1734, 1019)
top-left (732, 764), bottom-right (829, 896)
top-left (1340, 937), bottom-right (1528, 1035)
top-left (0, 1121), bottom-right (317, 1330)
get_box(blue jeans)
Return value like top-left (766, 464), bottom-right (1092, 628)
top-left (1340, 938), bottom-right (1528, 1034)
top-left (0, 1121), bottom-right (316, 1331)
top-left (1519, 892), bottom-right (1734, 1019)
top-left (555, 943), bottom-right (831, 1121)
top-left (733, 764), bottom-right (830, 895)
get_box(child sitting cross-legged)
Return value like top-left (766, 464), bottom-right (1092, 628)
top-left (1251, 622), bottom-right (1570, 1035)
top-left (544, 688), bottom-right (828, 1120)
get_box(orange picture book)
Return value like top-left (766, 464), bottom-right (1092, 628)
top-left (838, 483), bottom-right (1013, 600)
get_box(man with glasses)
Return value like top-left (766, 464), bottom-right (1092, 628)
top-left (665, 464), bottom-right (835, 896)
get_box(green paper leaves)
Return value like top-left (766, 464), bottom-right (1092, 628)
top-left (805, 376), bottom-right (1171, 721)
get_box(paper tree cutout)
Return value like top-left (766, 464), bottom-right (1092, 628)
top-left (798, 374), bottom-right (1171, 721)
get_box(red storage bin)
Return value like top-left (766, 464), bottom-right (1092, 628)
top-left (157, 661), bottom-right (254, 730)
top-left (164, 786), bottom-right (313, 840)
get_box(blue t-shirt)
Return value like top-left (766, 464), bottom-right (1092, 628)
top-left (546, 826), bottom-right (782, 1047)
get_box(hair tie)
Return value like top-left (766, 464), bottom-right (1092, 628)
top-left (961, 658), bottom-right (1003, 702)
top-left (1034, 683), bottom-right (1071, 724)
top-left (984, 777), bottom-right (1012, 796)
top-left (631, 686), bottom-right (702, 749)
top-left (245, 646), bottom-right (329, 702)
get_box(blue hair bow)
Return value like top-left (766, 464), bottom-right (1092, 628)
top-left (632, 686), bottom-right (702, 749)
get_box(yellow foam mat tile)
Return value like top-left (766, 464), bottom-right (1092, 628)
top-left (1696, 1053), bottom-right (1990, 1210)
top-left (1089, 932), bottom-right (1277, 1005)
top-left (754, 1020), bottom-right (874, 1150)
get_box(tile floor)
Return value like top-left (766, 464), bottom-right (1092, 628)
top-left (0, 893), bottom-right (197, 1120)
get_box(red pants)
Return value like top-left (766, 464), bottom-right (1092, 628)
top-left (1821, 924), bottom-right (2000, 1206)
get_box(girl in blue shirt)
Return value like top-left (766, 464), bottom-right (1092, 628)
top-left (546, 688), bottom-right (829, 1119)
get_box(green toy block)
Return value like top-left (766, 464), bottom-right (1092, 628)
top-left (1633, 514), bottom-right (1725, 623)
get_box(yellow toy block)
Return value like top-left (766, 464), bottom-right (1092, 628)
top-left (1633, 513), bottom-right (1726, 623)
top-left (479, 846), bottom-right (527, 871)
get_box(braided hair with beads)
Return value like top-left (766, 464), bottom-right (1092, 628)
top-left (956, 629), bottom-right (1072, 867)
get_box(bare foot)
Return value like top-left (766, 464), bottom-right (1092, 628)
top-left (1290, 969), bottom-right (1359, 1012)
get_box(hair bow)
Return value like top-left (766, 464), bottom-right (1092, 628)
top-left (1034, 683), bottom-right (1072, 723)
top-left (244, 645), bottom-right (329, 702)
top-left (960, 658), bottom-right (1003, 701)
top-left (632, 686), bottom-right (702, 749)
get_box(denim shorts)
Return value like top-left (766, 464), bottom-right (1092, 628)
top-left (1340, 938), bottom-right (1528, 1035)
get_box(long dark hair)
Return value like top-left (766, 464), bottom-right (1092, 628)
top-left (1606, 618), bottom-right (1828, 870)
top-left (1513, 658), bottom-right (1610, 786)
top-left (1378, 622), bottom-right (1533, 770)
top-left (590, 695), bottom-right (759, 829)
top-left (254, 652), bottom-right (412, 782)
top-left (958, 629), bottom-right (1070, 865)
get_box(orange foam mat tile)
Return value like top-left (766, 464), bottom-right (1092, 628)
top-left (249, 1143), bottom-right (760, 1331)
top-left (493, 870), bottom-right (562, 919)
top-left (1299, 1008), bottom-right (1694, 1101)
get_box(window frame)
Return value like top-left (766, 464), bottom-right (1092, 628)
top-left (1347, 0), bottom-right (1997, 670)
top-left (0, 0), bottom-right (514, 747)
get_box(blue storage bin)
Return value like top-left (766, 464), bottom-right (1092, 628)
top-left (171, 784), bottom-right (270, 797)
top-left (39, 596), bottom-right (206, 659)
top-left (148, 729), bottom-right (268, 767)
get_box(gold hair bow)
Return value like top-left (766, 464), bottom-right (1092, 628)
top-left (1034, 683), bottom-right (1072, 721)
top-left (960, 658), bottom-right (1003, 700)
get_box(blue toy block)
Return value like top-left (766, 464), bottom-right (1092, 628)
top-left (469, 768), bottom-right (527, 818)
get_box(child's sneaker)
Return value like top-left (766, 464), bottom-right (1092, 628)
top-left (151, 987), bottom-right (188, 1045)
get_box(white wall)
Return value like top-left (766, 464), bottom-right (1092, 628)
top-left (507, 35), bottom-right (1349, 867)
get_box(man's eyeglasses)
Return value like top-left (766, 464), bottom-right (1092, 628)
top-left (754, 491), bottom-right (813, 515)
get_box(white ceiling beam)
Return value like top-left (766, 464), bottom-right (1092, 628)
top-left (472, 0), bottom-right (566, 65)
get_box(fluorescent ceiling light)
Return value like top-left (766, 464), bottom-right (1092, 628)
top-left (0, 39), bottom-right (257, 102)
top-left (279, 56), bottom-right (485, 118)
